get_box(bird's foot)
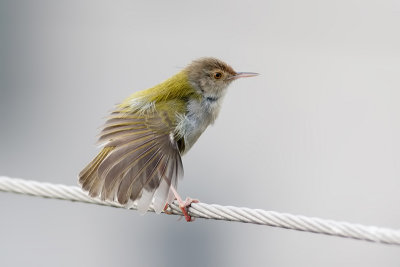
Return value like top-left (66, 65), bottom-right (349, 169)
top-left (163, 197), bottom-right (199, 221)
top-left (168, 186), bottom-right (199, 222)
top-left (178, 197), bottom-right (199, 222)
top-left (163, 203), bottom-right (172, 214)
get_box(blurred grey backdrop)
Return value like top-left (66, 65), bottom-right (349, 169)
top-left (0, 0), bottom-right (399, 266)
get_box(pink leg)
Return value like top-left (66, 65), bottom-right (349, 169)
top-left (169, 186), bottom-right (199, 222)
top-left (163, 203), bottom-right (172, 215)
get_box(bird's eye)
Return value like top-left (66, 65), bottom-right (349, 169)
top-left (213, 72), bottom-right (223, 79)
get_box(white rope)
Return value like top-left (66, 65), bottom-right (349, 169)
top-left (0, 176), bottom-right (399, 246)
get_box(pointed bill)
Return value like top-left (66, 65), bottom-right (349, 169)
top-left (231, 72), bottom-right (259, 79)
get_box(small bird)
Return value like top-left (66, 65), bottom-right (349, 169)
top-left (79, 57), bottom-right (258, 221)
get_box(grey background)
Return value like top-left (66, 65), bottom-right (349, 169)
top-left (0, 0), bottom-right (399, 266)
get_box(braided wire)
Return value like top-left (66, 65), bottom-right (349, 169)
top-left (0, 176), bottom-right (399, 246)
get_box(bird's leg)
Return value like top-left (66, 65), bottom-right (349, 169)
top-left (163, 203), bottom-right (172, 215)
top-left (168, 186), bottom-right (199, 222)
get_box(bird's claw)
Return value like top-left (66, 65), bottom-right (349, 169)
top-left (163, 197), bottom-right (199, 222)
top-left (163, 203), bottom-right (173, 215)
top-left (179, 197), bottom-right (199, 222)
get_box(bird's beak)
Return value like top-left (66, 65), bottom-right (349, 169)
top-left (231, 72), bottom-right (259, 80)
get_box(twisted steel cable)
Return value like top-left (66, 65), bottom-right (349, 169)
top-left (0, 176), bottom-right (399, 246)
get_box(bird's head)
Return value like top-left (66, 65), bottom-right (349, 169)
top-left (185, 57), bottom-right (258, 100)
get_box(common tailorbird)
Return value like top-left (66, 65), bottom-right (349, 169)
top-left (79, 57), bottom-right (258, 221)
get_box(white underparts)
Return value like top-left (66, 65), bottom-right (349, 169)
top-left (175, 96), bottom-right (225, 153)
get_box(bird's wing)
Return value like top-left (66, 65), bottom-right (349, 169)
top-left (79, 107), bottom-right (183, 214)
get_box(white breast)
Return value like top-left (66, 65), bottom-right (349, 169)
top-left (175, 97), bottom-right (224, 153)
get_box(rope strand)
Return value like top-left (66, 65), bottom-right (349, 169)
top-left (1, 176), bottom-right (399, 246)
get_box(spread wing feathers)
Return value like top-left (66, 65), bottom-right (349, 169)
top-left (78, 109), bottom-right (183, 214)
top-left (79, 146), bottom-right (114, 195)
